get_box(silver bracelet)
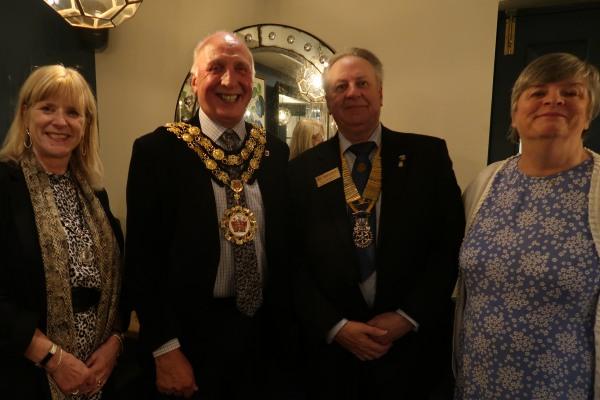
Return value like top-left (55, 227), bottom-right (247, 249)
top-left (111, 332), bottom-right (125, 356)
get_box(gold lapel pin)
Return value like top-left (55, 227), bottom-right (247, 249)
top-left (398, 154), bottom-right (406, 167)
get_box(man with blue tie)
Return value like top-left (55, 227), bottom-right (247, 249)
top-left (126, 31), bottom-right (289, 399)
top-left (288, 48), bottom-right (464, 399)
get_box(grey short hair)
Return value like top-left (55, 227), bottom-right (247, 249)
top-left (508, 52), bottom-right (600, 142)
top-left (323, 47), bottom-right (383, 92)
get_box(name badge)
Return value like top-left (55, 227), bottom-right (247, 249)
top-left (315, 168), bottom-right (341, 188)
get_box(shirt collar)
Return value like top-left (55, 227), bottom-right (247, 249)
top-left (338, 123), bottom-right (382, 155)
top-left (198, 108), bottom-right (247, 142)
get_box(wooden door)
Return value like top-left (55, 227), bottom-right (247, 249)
top-left (489, 4), bottom-right (600, 163)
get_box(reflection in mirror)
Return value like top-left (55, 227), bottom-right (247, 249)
top-left (175, 24), bottom-right (336, 147)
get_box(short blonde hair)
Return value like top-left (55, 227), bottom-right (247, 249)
top-left (509, 52), bottom-right (600, 142)
top-left (0, 65), bottom-right (104, 189)
top-left (289, 119), bottom-right (325, 159)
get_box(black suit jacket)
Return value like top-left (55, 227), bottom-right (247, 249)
top-left (288, 127), bottom-right (464, 395)
top-left (0, 161), bottom-right (124, 400)
top-left (125, 117), bottom-right (289, 357)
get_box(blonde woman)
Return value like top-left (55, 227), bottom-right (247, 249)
top-left (0, 65), bottom-right (126, 399)
top-left (289, 119), bottom-right (325, 159)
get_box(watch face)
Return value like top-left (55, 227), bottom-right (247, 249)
top-left (38, 343), bottom-right (58, 367)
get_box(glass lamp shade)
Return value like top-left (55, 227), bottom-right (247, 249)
top-left (297, 65), bottom-right (325, 103)
top-left (44, 0), bottom-right (143, 29)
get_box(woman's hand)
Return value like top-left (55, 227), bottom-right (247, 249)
top-left (24, 329), bottom-right (95, 395)
top-left (48, 350), bottom-right (96, 396)
top-left (85, 335), bottom-right (121, 395)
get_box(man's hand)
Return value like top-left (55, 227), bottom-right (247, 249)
top-left (334, 321), bottom-right (391, 361)
top-left (367, 312), bottom-right (414, 345)
top-left (155, 349), bottom-right (198, 398)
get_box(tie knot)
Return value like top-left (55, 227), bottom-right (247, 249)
top-left (220, 129), bottom-right (241, 151)
top-left (348, 141), bottom-right (376, 158)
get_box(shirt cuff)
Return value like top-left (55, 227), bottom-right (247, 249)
top-left (152, 338), bottom-right (181, 358)
top-left (396, 309), bottom-right (419, 332)
top-left (326, 319), bottom-right (349, 344)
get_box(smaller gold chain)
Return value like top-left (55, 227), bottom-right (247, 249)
top-left (340, 146), bottom-right (382, 214)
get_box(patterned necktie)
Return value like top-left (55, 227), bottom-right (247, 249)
top-left (348, 141), bottom-right (377, 282)
top-left (220, 129), bottom-right (241, 152)
top-left (219, 129), bottom-right (262, 316)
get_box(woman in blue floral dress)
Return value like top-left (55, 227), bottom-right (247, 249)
top-left (454, 53), bottom-right (600, 400)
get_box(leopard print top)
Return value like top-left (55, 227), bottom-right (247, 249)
top-left (49, 173), bottom-right (102, 400)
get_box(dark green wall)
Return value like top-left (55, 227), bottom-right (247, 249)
top-left (0, 0), bottom-right (96, 143)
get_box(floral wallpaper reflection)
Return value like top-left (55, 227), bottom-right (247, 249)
top-left (245, 77), bottom-right (266, 127)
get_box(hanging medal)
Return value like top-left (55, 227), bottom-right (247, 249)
top-left (220, 179), bottom-right (257, 245)
top-left (340, 147), bottom-right (382, 248)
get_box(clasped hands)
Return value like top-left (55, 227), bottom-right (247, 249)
top-left (50, 335), bottom-right (120, 396)
top-left (334, 312), bottom-right (414, 361)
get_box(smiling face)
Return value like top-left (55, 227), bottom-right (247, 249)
top-left (511, 80), bottom-right (591, 143)
top-left (25, 96), bottom-right (84, 170)
top-left (191, 33), bottom-right (254, 128)
top-left (325, 55), bottom-right (382, 143)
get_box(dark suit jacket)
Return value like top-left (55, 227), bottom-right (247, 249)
top-left (125, 117), bottom-right (289, 362)
top-left (288, 127), bottom-right (465, 397)
top-left (0, 161), bottom-right (124, 400)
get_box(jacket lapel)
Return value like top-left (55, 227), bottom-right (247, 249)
top-left (378, 127), bottom-right (410, 246)
top-left (313, 136), bottom-right (360, 282)
top-left (182, 114), bottom-right (221, 245)
top-left (255, 127), bottom-right (278, 230)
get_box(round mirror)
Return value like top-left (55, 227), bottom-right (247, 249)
top-left (174, 24), bottom-right (336, 145)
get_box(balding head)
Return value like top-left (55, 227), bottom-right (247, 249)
top-left (191, 31), bottom-right (254, 76)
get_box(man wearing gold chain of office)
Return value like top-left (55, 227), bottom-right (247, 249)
top-left (288, 48), bottom-right (465, 399)
top-left (125, 31), bottom-right (289, 399)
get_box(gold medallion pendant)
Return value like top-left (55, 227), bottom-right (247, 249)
top-left (352, 212), bottom-right (374, 248)
top-left (339, 145), bottom-right (381, 249)
top-left (221, 206), bottom-right (257, 245)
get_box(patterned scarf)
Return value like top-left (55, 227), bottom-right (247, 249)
top-left (20, 153), bottom-right (121, 400)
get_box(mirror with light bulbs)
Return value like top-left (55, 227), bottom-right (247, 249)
top-left (175, 24), bottom-right (336, 145)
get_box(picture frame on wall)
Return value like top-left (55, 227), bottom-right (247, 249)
top-left (245, 76), bottom-right (266, 127)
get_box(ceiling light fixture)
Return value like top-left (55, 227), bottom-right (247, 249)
top-left (297, 64), bottom-right (325, 103)
top-left (44, 0), bottom-right (143, 29)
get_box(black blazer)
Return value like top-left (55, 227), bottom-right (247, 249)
top-left (125, 117), bottom-right (290, 355)
top-left (288, 127), bottom-right (464, 378)
top-left (0, 161), bottom-right (124, 400)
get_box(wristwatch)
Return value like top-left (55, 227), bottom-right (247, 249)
top-left (36, 342), bottom-right (58, 368)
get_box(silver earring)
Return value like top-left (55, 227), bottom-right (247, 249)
top-left (80, 144), bottom-right (87, 157)
top-left (24, 129), bottom-right (32, 149)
